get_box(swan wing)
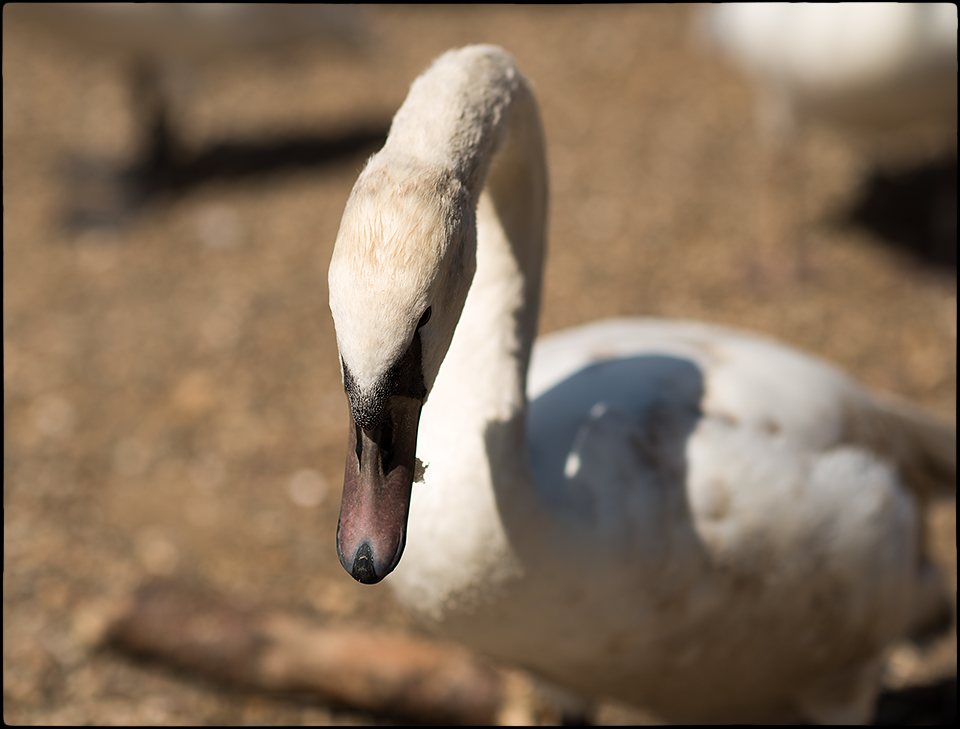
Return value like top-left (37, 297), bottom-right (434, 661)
top-left (526, 317), bottom-right (898, 550)
top-left (520, 318), bottom-right (931, 720)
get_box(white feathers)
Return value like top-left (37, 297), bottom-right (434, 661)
top-left (330, 45), bottom-right (955, 723)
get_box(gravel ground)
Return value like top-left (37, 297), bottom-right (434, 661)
top-left (4, 5), bottom-right (956, 725)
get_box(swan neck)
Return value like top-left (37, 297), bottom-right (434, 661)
top-left (393, 47), bottom-right (549, 615)
top-left (385, 49), bottom-right (535, 196)
top-left (422, 49), bottom-right (547, 417)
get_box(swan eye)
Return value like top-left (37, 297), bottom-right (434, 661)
top-left (416, 307), bottom-right (432, 330)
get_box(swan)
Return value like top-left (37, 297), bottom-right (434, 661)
top-left (699, 4), bottom-right (958, 280)
top-left (704, 3), bottom-right (958, 146)
top-left (327, 45), bottom-right (956, 723)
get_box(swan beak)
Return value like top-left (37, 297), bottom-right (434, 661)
top-left (336, 395), bottom-right (422, 584)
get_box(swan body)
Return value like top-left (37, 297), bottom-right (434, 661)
top-left (328, 45), bottom-right (955, 723)
top-left (704, 3), bottom-right (958, 143)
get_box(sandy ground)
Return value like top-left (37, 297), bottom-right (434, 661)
top-left (3, 5), bottom-right (956, 725)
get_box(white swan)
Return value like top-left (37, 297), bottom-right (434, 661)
top-left (704, 3), bottom-right (958, 146)
top-left (700, 4), bottom-right (958, 279)
top-left (327, 45), bottom-right (955, 723)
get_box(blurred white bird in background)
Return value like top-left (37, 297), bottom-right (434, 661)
top-left (700, 3), bottom-right (958, 275)
top-left (704, 2), bottom-right (956, 151)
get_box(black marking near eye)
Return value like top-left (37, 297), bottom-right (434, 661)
top-left (342, 331), bottom-right (427, 431)
top-left (417, 307), bottom-right (432, 330)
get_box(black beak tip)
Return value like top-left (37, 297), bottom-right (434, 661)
top-left (349, 542), bottom-right (385, 584)
top-left (338, 537), bottom-right (398, 585)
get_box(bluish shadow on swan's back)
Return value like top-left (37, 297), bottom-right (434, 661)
top-left (527, 356), bottom-right (704, 536)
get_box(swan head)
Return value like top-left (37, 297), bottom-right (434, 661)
top-left (328, 154), bottom-right (477, 583)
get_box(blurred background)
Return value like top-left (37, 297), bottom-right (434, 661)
top-left (3, 4), bottom-right (956, 724)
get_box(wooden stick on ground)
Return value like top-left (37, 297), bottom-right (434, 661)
top-left (99, 578), bottom-right (510, 725)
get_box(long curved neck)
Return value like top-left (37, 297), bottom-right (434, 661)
top-left (384, 47), bottom-right (548, 234)
top-left (392, 47), bottom-right (549, 613)
top-left (396, 46), bottom-right (547, 429)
